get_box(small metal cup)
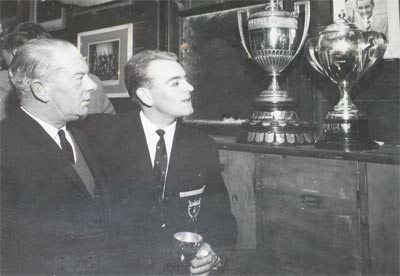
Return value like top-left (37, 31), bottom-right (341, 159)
top-left (173, 232), bottom-right (203, 267)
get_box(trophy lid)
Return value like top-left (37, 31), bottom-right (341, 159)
top-left (249, 0), bottom-right (297, 19)
top-left (320, 10), bottom-right (360, 33)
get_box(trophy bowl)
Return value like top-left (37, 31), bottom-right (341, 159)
top-left (305, 12), bottom-right (387, 151)
top-left (237, 0), bottom-right (315, 145)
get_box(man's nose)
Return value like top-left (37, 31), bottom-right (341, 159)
top-left (85, 75), bottom-right (98, 92)
top-left (183, 79), bottom-right (194, 93)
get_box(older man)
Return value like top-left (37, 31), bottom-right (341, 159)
top-left (84, 50), bottom-right (237, 275)
top-left (0, 38), bottom-right (114, 275)
top-left (0, 22), bottom-right (115, 121)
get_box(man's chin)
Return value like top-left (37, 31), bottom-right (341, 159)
top-left (183, 108), bottom-right (194, 117)
top-left (76, 109), bottom-right (89, 119)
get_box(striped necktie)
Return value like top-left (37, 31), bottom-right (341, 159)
top-left (366, 19), bottom-right (371, 31)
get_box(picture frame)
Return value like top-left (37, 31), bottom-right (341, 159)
top-left (332, 0), bottom-right (400, 59)
top-left (77, 24), bottom-right (133, 98)
top-left (29, 0), bottom-right (67, 31)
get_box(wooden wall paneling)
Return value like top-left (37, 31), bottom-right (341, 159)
top-left (219, 150), bottom-right (257, 249)
top-left (254, 153), bottom-right (265, 250)
top-left (367, 162), bottom-right (400, 275)
top-left (356, 161), bottom-right (371, 275)
top-left (157, 0), bottom-right (180, 53)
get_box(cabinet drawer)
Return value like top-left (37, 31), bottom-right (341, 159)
top-left (261, 155), bottom-right (362, 275)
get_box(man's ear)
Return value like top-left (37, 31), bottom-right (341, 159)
top-left (31, 80), bottom-right (49, 103)
top-left (136, 87), bottom-right (153, 107)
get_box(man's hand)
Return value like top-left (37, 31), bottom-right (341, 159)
top-left (190, 243), bottom-right (221, 276)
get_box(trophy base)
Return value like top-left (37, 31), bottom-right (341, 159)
top-left (236, 109), bottom-right (315, 146)
top-left (316, 117), bottom-right (379, 151)
top-left (237, 121), bottom-right (315, 145)
top-left (237, 91), bottom-right (315, 145)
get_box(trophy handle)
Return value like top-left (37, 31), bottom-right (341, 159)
top-left (291, 1), bottom-right (311, 62)
top-left (305, 37), bottom-right (326, 76)
top-left (237, 9), bottom-right (252, 59)
top-left (362, 31), bottom-right (387, 73)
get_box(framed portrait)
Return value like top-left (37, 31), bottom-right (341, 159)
top-left (332, 0), bottom-right (400, 59)
top-left (29, 0), bottom-right (67, 31)
top-left (77, 24), bottom-right (133, 98)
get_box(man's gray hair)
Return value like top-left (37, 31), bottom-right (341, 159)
top-left (9, 38), bottom-right (75, 97)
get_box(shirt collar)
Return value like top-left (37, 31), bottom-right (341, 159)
top-left (140, 110), bottom-right (176, 138)
top-left (20, 106), bottom-right (66, 140)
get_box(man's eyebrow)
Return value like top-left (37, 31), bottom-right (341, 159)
top-left (166, 75), bottom-right (185, 82)
top-left (73, 70), bottom-right (88, 77)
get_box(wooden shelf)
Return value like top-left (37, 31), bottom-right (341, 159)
top-left (213, 135), bottom-right (400, 165)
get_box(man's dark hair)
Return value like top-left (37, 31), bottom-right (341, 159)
top-left (356, 0), bottom-right (375, 6)
top-left (124, 50), bottom-right (177, 98)
top-left (1, 22), bottom-right (51, 52)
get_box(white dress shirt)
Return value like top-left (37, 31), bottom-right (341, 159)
top-left (140, 111), bottom-right (176, 170)
top-left (363, 16), bottom-right (373, 30)
top-left (20, 106), bottom-right (76, 162)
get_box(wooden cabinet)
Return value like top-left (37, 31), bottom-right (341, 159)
top-left (220, 151), bottom-right (257, 249)
top-left (218, 143), bottom-right (399, 275)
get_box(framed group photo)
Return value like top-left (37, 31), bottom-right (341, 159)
top-left (29, 0), bottom-right (67, 31)
top-left (332, 0), bottom-right (400, 59)
top-left (77, 24), bottom-right (133, 98)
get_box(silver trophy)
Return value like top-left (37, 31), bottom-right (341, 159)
top-left (237, 0), bottom-right (314, 145)
top-left (305, 12), bottom-right (387, 151)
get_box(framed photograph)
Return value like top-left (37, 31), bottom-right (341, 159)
top-left (332, 0), bottom-right (400, 59)
top-left (77, 24), bottom-right (133, 98)
top-left (29, 0), bottom-right (67, 31)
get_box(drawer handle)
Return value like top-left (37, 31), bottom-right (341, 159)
top-left (300, 194), bottom-right (320, 204)
top-left (231, 194), bottom-right (239, 203)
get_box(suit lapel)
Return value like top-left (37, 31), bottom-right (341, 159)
top-left (12, 109), bottom-right (91, 198)
top-left (120, 112), bottom-right (159, 198)
top-left (165, 123), bottom-right (191, 196)
top-left (69, 122), bottom-right (104, 199)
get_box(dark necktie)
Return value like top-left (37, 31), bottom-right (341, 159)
top-left (153, 129), bottom-right (168, 200)
top-left (366, 19), bottom-right (371, 31)
top-left (58, 129), bottom-right (75, 164)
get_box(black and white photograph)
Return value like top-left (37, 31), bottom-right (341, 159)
top-left (77, 23), bottom-right (133, 98)
top-left (1, 0), bottom-right (399, 276)
top-left (88, 40), bottom-right (120, 84)
top-left (333, 0), bottom-right (400, 58)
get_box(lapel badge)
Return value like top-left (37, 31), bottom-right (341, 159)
top-left (188, 198), bottom-right (201, 222)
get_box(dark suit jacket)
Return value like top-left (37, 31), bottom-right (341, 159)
top-left (84, 110), bottom-right (238, 274)
top-left (0, 108), bottom-right (118, 275)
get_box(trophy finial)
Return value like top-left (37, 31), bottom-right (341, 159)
top-left (265, 0), bottom-right (281, 11)
top-left (338, 10), bottom-right (346, 20)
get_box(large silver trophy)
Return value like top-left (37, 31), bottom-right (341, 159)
top-left (305, 12), bottom-right (387, 151)
top-left (237, 0), bottom-right (314, 145)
